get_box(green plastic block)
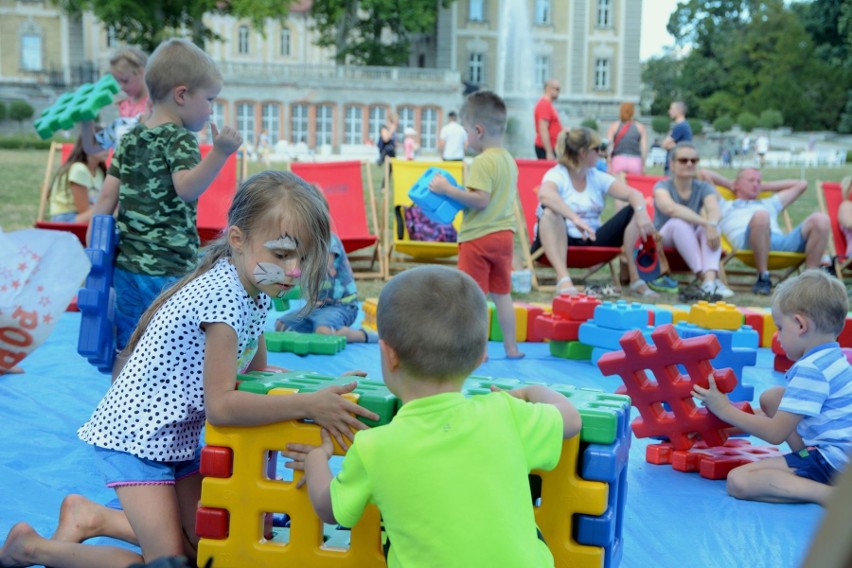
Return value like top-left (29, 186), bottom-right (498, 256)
top-left (271, 297), bottom-right (290, 311)
top-left (549, 341), bottom-right (593, 360)
top-left (265, 331), bottom-right (346, 355)
top-left (548, 385), bottom-right (631, 444)
top-left (34, 75), bottom-right (120, 139)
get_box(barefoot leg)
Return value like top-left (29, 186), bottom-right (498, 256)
top-left (51, 494), bottom-right (137, 545)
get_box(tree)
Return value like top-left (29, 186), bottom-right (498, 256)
top-left (687, 118), bottom-right (703, 136)
top-left (9, 100), bottom-right (34, 129)
top-left (757, 109), bottom-right (783, 130)
top-left (839, 90), bottom-right (852, 134)
top-left (0, 101), bottom-right (6, 122)
top-left (651, 116), bottom-right (670, 135)
top-left (737, 111), bottom-right (758, 132)
top-left (713, 115), bottom-right (734, 133)
top-left (309, 0), bottom-right (452, 65)
top-left (54, 0), bottom-right (299, 52)
top-left (641, 54), bottom-right (684, 116)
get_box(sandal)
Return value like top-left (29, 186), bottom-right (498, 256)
top-left (678, 282), bottom-right (722, 304)
top-left (629, 279), bottom-right (659, 299)
top-left (555, 276), bottom-right (580, 296)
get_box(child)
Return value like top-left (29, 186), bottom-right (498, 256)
top-left (284, 265), bottom-right (581, 567)
top-left (274, 231), bottom-right (377, 344)
top-left (82, 47), bottom-right (150, 154)
top-left (0, 170), bottom-right (379, 567)
top-left (403, 126), bottom-right (418, 160)
top-left (88, 38), bottom-right (243, 373)
top-left (693, 269), bottom-right (852, 506)
top-left (428, 91), bottom-right (525, 359)
top-left (48, 133), bottom-right (109, 223)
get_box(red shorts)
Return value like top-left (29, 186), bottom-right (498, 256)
top-left (458, 230), bottom-right (514, 295)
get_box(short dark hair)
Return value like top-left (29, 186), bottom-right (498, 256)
top-left (448, 111), bottom-right (458, 120)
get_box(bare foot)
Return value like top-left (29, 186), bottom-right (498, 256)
top-left (0, 522), bottom-right (41, 567)
top-left (506, 350), bottom-right (526, 360)
top-left (51, 494), bottom-right (101, 543)
top-left (0, 366), bottom-right (24, 375)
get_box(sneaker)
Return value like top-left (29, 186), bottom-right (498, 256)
top-left (647, 274), bottom-right (679, 294)
top-left (701, 279), bottom-right (735, 299)
top-left (752, 273), bottom-right (772, 295)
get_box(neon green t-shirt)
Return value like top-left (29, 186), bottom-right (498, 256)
top-left (459, 147), bottom-right (519, 243)
top-left (330, 391), bottom-right (563, 568)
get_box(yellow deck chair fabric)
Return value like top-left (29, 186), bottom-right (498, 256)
top-left (384, 159), bottom-right (465, 272)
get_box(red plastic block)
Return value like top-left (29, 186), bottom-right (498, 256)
top-left (838, 315), bottom-right (852, 348)
top-left (771, 331), bottom-right (785, 355)
top-left (651, 438), bottom-right (779, 480)
top-left (196, 507), bottom-right (229, 540)
top-left (774, 354), bottom-right (794, 373)
top-left (200, 446), bottom-right (233, 478)
top-left (523, 303), bottom-right (546, 343)
top-left (552, 293), bottom-right (600, 321)
top-left (534, 313), bottom-right (582, 342)
top-left (739, 308), bottom-right (765, 346)
top-left (597, 324), bottom-right (740, 450)
top-left (645, 443), bottom-right (674, 465)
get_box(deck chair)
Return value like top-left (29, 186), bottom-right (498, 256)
top-left (716, 185), bottom-right (806, 285)
top-left (515, 159), bottom-right (622, 291)
top-left (196, 144), bottom-right (238, 245)
top-left (383, 158), bottom-right (464, 277)
top-left (35, 142), bottom-right (88, 245)
top-left (290, 160), bottom-right (384, 279)
top-left (815, 180), bottom-right (850, 278)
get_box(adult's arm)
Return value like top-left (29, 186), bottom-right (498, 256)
top-left (767, 179), bottom-right (808, 209)
top-left (607, 178), bottom-right (654, 239)
top-left (637, 122), bottom-right (648, 173)
top-left (605, 121), bottom-right (618, 163)
top-left (697, 169), bottom-right (733, 190)
top-left (538, 118), bottom-right (555, 159)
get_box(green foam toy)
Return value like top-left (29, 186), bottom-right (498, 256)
top-left (34, 74), bottom-right (120, 140)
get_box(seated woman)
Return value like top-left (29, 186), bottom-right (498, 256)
top-left (533, 127), bottom-right (668, 298)
top-left (653, 142), bottom-right (733, 298)
top-left (836, 175), bottom-right (852, 258)
top-left (48, 135), bottom-right (109, 223)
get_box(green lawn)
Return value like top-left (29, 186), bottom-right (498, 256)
top-left (3, 148), bottom-right (847, 307)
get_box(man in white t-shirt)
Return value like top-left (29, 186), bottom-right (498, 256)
top-left (438, 111), bottom-right (467, 161)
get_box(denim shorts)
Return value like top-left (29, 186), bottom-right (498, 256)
top-left (276, 301), bottom-right (359, 333)
top-left (94, 446), bottom-right (201, 488)
top-left (742, 225), bottom-right (806, 253)
top-left (113, 267), bottom-right (182, 351)
top-left (51, 212), bottom-right (78, 223)
top-left (784, 447), bottom-right (837, 485)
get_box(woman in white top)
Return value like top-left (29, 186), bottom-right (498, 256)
top-left (533, 128), bottom-right (659, 297)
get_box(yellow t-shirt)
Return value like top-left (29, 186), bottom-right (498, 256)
top-left (459, 147), bottom-right (519, 242)
top-left (49, 162), bottom-right (104, 218)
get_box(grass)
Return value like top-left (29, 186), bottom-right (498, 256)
top-left (4, 147), bottom-right (849, 308)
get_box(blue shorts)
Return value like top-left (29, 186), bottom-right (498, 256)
top-left (113, 267), bottom-right (182, 351)
top-left (783, 447), bottom-right (837, 485)
top-left (93, 446), bottom-right (201, 488)
top-left (51, 212), bottom-right (78, 223)
top-left (742, 225), bottom-right (806, 253)
top-left (277, 301), bottom-right (359, 333)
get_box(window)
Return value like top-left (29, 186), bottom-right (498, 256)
top-left (315, 104), bottom-right (334, 146)
top-left (534, 55), bottom-right (550, 88)
top-left (236, 102), bottom-right (256, 144)
top-left (20, 33), bottom-right (42, 71)
top-left (291, 103), bottom-right (309, 144)
top-left (420, 108), bottom-right (438, 151)
top-left (597, 0), bottom-right (612, 28)
top-left (210, 102), bottom-right (225, 131)
top-left (106, 26), bottom-right (118, 48)
top-left (469, 0), bottom-right (484, 22)
top-left (594, 58), bottom-right (610, 90)
top-left (262, 103), bottom-right (280, 144)
top-left (535, 0), bottom-right (551, 24)
top-left (468, 52), bottom-right (484, 84)
top-left (344, 105), bottom-right (364, 145)
top-left (398, 107), bottom-right (415, 136)
top-left (369, 105), bottom-right (387, 143)
top-left (238, 25), bottom-right (249, 55)
top-left (280, 28), bottom-right (291, 57)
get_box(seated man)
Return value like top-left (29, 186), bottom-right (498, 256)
top-left (700, 168), bottom-right (829, 295)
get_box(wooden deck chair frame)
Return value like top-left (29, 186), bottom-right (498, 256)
top-left (815, 179), bottom-right (852, 278)
top-left (35, 141), bottom-right (88, 245)
top-left (514, 159), bottom-right (621, 292)
top-left (290, 160), bottom-right (385, 280)
top-left (715, 185), bottom-right (806, 285)
top-left (382, 158), bottom-right (464, 278)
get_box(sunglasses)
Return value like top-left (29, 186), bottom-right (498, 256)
top-left (676, 157), bottom-right (700, 164)
top-left (591, 145), bottom-right (606, 152)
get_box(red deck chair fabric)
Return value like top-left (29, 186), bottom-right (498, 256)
top-left (515, 159), bottom-right (622, 289)
top-left (816, 180), bottom-right (850, 276)
top-left (195, 144), bottom-right (238, 245)
top-left (290, 160), bottom-right (384, 279)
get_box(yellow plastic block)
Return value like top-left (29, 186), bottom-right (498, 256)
top-left (658, 304), bottom-right (689, 324)
top-left (514, 303), bottom-right (528, 342)
top-left (535, 435), bottom-right (608, 568)
top-left (361, 298), bottom-right (378, 332)
top-left (688, 300), bottom-right (743, 331)
top-left (198, 392), bottom-right (385, 568)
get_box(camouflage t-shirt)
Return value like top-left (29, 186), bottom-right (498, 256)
top-left (109, 123), bottom-right (201, 276)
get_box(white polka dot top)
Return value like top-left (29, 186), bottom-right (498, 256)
top-left (78, 258), bottom-right (271, 462)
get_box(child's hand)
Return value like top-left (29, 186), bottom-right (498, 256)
top-left (490, 384), bottom-right (525, 400)
top-left (428, 173), bottom-right (450, 195)
top-left (692, 374), bottom-right (730, 415)
top-left (340, 370), bottom-right (367, 378)
top-left (210, 123), bottom-right (243, 156)
top-left (282, 429), bottom-right (334, 488)
top-left (305, 382), bottom-right (379, 449)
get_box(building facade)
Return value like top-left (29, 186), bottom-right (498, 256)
top-left (0, 0), bottom-right (642, 157)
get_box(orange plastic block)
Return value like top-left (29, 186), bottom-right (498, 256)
top-left (688, 301), bottom-right (743, 331)
top-left (552, 293), bottom-right (601, 322)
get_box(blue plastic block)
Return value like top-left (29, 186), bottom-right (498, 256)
top-left (592, 300), bottom-right (651, 330)
top-left (675, 323), bottom-right (756, 402)
top-left (407, 167), bottom-right (465, 224)
top-left (579, 320), bottom-right (655, 351)
top-left (77, 215), bottom-right (118, 373)
top-left (34, 75), bottom-right (120, 139)
top-left (591, 346), bottom-right (614, 366)
top-left (648, 305), bottom-right (673, 326)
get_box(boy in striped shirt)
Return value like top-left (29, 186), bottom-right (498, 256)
top-left (694, 269), bottom-right (852, 506)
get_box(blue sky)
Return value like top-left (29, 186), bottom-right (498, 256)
top-left (640, 0), bottom-right (679, 61)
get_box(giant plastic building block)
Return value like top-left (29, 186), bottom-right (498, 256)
top-left (407, 167), bottom-right (465, 224)
top-left (489, 302), bottom-right (527, 342)
top-left (597, 324), bottom-right (752, 450)
top-left (361, 298), bottom-right (378, 332)
top-left (34, 75), bottom-right (120, 139)
top-left (552, 293), bottom-right (601, 322)
top-left (76, 214), bottom-right (118, 372)
top-left (674, 323), bottom-right (756, 402)
top-left (550, 341), bottom-right (593, 360)
top-left (688, 301), bottom-right (743, 331)
top-left (265, 331), bottom-right (346, 355)
top-left (646, 438), bottom-right (779, 480)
